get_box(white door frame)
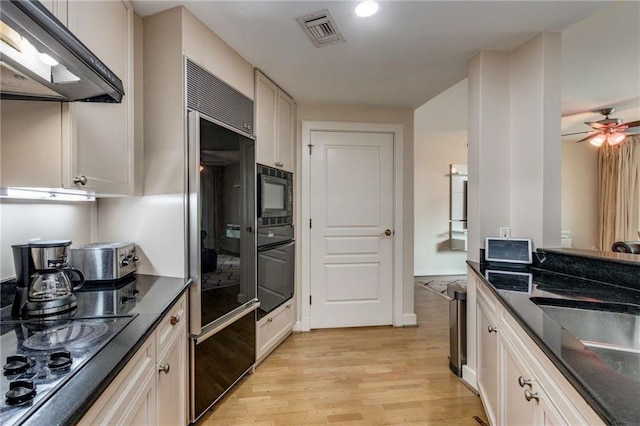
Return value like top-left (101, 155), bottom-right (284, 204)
top-left (298, 120), bottom-right (404, 331)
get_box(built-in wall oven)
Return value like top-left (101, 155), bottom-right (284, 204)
top-left (257, 225), bottom-right (295, 319)
top-left (256, 164), bottom-right (295, 319)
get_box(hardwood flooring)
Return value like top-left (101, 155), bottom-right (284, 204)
top-left (199, 285), bottom-right (487, 425)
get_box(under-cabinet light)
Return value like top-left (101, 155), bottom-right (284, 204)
top-left (0, 187), bottom-right (95, 201)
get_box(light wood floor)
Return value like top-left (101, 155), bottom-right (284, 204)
top-left (199, 285), bottom-right (488, 425)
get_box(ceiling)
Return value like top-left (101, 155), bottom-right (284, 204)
top-left (132, 0), bottom-right (613, 110)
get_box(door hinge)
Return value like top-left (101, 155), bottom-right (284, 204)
top-left (309, 295), bottom-right (312, 305)
top-left (309, 218), bottom-right (312, 228)
top-left (308, 144), bottom-right (314, 155)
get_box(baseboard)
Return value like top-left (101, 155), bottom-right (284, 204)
top-left (414, 268), bottom-right (468, 277)
top-left (462, 365), bottom-right (478, 391)
top-left (396, 312), bottom-right (417, 327)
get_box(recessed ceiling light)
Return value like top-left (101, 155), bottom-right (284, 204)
top-left (354, 1), bottom-right (379, 18)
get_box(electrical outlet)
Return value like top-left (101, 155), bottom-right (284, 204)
top-left (499, 227), bottom-right (510, 238)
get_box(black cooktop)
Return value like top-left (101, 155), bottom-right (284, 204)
top-left (0, 277), bottom-right (141, 425)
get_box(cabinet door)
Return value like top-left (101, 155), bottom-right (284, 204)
top-left (79, 336), bottom-right (157, 426)
top-left (503, 343), bottom-right (536, 425)
top-left (255, 71), bottom-right (277, 167)
top-left (0, 101), bottom-right (63, 188)
top-left (65, 0), bottom-right (134, 194)
top-left (477, 299), bottom-right (499, 425)
top-left (157, 330), bottom-right (187, 426)
top-left (276, 90), bottom-right (295, 172)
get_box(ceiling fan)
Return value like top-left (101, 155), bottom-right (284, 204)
top-left (562, 108), bottom-right (640, 147)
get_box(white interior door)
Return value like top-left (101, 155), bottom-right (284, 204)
top-left (309, 130), bottom-right (394, 328)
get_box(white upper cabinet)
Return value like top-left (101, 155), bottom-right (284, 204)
top-left (0, 0), bottom-right (135, 195)
top-left (65, 0), bottom-right (134, 194)
top-left (255, 70), bottom-right (295, 172)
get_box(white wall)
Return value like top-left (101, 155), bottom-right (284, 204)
top-left (296, 103), bottom-right (415, 323)
top-left (414, 79), bottom-right (468, 276)
top-left (0, 201), bottom-right (96, 280)
top-left (467, 50), bottom-right (512, 262)
top-left (561, 140), bottom-right (598, 250)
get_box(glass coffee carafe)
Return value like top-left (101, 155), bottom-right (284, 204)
top-left (28, 267), bottom-right (84, 302)
top-left (12, 240), bottom-right (85, 318)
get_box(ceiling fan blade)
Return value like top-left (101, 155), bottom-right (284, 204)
top-left (576, 133), bottom-right (600, 143)
top-left (562, 131), bottom-right (591, 137)
top-left (585, 121), bottom-right (606, 129)
top-left (621, 120), bottom-right (640, 129)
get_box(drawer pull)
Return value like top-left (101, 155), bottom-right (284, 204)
top-left (158, 364), bottom-right (170, 374)
top-left (487, 325), bottom-right (498, 333)
top-left (268, 317), bottom-right (273, 323)
top-left (170, 314), bottom-right (180, 326)
top-left (73, 175), bottom-right (88, 186)
top-left (518, 376), bottom-right (532, 388)
top-left (286, 304), bottom-right (292, 309)
top-left (524, 389), bottom-right (539, 402)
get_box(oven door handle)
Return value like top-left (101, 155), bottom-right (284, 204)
top-left (194, 300), bottom-right (260, 344)
top-left (258, 240), bottom-right (295, 252)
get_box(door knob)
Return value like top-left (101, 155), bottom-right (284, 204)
top-left (381, 229), bottom-right (392, 236)
top-left (158, 364), bottom-right (170, 374)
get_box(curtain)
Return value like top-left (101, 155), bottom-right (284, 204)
top-left (598, 135), bottom-right (640, 250)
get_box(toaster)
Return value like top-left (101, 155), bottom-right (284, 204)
top-left (70, 242), bottom-right (138, 282)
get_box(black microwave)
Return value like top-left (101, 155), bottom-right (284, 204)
top-left (257, 164), bottom-right (293, 227)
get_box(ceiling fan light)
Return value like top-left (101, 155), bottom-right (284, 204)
top-left (607, 132), bottom-right (626, 146)
top-left (589, 134), bottom-right (606, 147)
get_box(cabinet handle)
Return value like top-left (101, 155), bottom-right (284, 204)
top-left (487, 325), bottom-right (498, 333)
top-left (170, 314), bottom-right (181, 326)
top-left (268, 317), bottom-right (273, 323)
top-left (518, 376), bottom-right (532, 388)
top-left (524, 389), bottom-right (539, 402)
top-left (158, 364), bottom-right (170, 374)
top-left (286, 304), bottom-right (292, 309)
top-left (73, 175), bottom-right (88, 186)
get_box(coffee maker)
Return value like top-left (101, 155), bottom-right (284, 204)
top-left (12, 240), bottom-right (85, 319)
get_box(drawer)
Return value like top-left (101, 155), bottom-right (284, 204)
top-left (257, 300), bottom-right (293, 361)
top-left (156, 293), bottom-right (186, 357)
top-left (477, 279), bottom-right (499, 316)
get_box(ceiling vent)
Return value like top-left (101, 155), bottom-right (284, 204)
top-left (296, 9), bottom-right (346, 48)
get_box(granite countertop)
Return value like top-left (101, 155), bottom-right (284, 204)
top-left (469, 261), bottom-right (640, 426)
top-left (9, 274), bottom-right (190, 426)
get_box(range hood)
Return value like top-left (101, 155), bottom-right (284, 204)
top-left (0, 0), bottom-right (124, 103)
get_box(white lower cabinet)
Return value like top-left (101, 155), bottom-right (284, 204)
top-left (476, 291), bottom-right (499, 425)
top-left (256, 300), bottom-right (294, 363)
top-left (80, 294), bottom-right (187, 425)
top-left (473, 276), bottom-right (603, 425)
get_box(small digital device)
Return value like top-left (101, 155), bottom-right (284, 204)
top-left (485, 270), bottom-right (533, 293)
top-left (485, 237), bottom-right (532, 264)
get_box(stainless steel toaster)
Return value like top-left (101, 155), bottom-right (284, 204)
top-left (70, 242), bottom-right (138, 282)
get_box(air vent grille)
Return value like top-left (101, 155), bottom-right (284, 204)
top-left (296, 9), bottom-right (346, 48)
top-left (186, 59), bottom-right (254, 136)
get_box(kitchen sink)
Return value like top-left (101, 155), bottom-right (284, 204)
top-left (530, 297), bottom-right (640, 381)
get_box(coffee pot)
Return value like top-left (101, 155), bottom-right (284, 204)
top-left (12, 240), bottom-right (85, 318)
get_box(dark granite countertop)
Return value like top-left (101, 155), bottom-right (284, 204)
top-left (5, 274), bottom-right (190, 426)
top-left (468, 260), bottom-right (640, 426)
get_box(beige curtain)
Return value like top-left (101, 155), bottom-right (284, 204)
top-left (598, 135), bottom-right (640, 250)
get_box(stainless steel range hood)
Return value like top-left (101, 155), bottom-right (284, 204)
top-left (0, 0), bottom-right (124, 103)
